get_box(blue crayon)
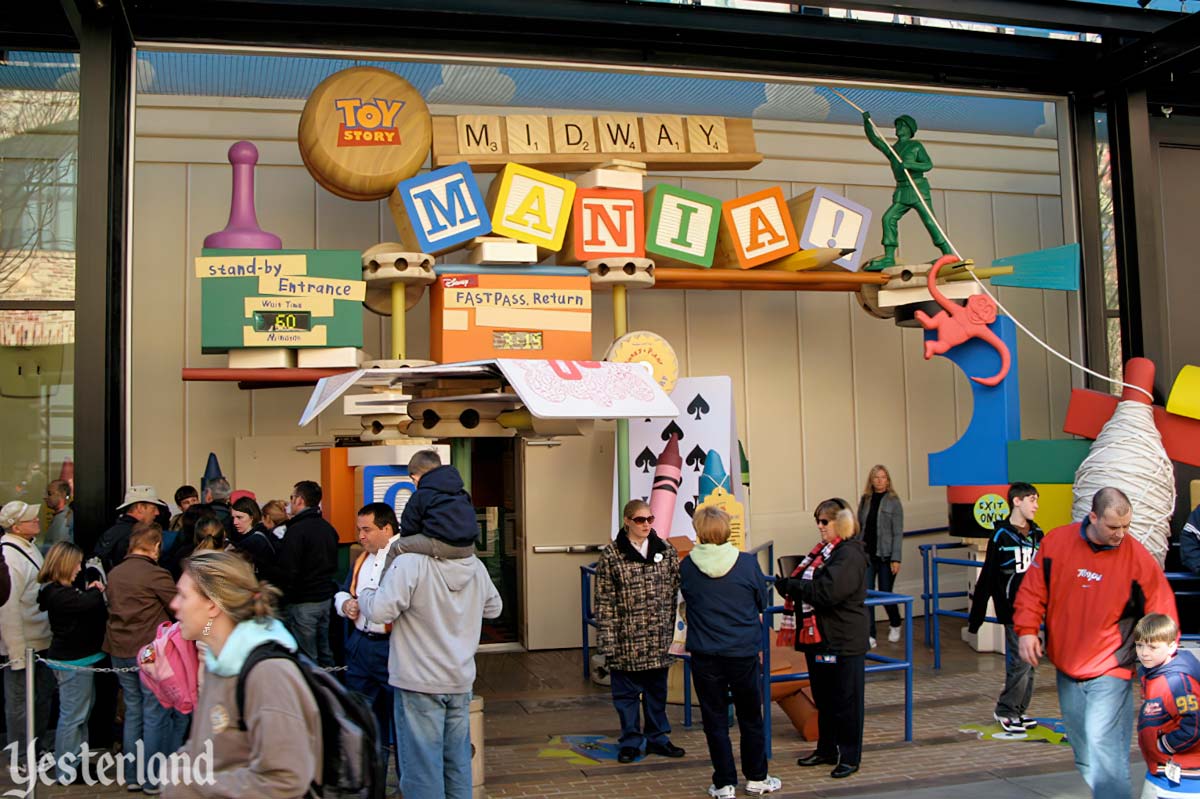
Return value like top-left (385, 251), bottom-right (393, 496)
top-left (699, 450), bottom-right (731, 498)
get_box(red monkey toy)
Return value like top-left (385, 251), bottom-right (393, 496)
top-left (914, 254), bottom-right (1011, 387)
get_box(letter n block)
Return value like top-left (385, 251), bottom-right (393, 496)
top-left (561, 189), bottom-right (645, 264)
top-left (486, 163), bottom-right (576, 252)
top-left (644, 184), bottom-right (721, 268)
top-left (716, 187), bottom-right (799, 269)
top-left (389, 162), bottom-right (491, 255)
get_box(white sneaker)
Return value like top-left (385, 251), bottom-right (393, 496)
top-left (708, 785), bottom-right (736, 799)
top-left (746, 776), bottom-right (782, 795)
top-left (888, 625), bottom-right (902, 643)
top-left (993, 712), bottom-right (1026, 733)
top-left (869, 637), bottom-right (877, 649)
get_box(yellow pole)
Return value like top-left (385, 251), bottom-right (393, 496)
top-left (390, 281), bottom-right (406, 361)
top-left (614, 285), bottom-right (630, 509)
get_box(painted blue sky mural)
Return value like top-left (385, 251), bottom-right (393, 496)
top-left (2, 50), bottom-right (1057, 138)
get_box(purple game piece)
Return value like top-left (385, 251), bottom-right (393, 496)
top-left (203, 141), bottom-right (283, 249)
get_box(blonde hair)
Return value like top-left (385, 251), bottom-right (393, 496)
top-left (832, 508), bottom-right (858, 540)
top-left (38, 541), bottom-right (82, 585)
top-left (861, 464), bottom-right (898, 501)
top-left (1134, 613), bottom-right (1178, 645)
top-left (261, 500), bottom-right (288, 529)
top-left (622, 499), bottom-right (650, 520)
top-left (693, 506), bottom-right (732, 545)
top-left (183, 550), bottom-right (280, 623)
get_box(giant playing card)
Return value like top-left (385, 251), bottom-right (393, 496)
top-left (617, 376), bottom-right (747, 542)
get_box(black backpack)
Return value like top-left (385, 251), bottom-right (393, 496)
top-left (236, 643), bottom-right (384, 799)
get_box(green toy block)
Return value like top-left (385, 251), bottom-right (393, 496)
top-left (199, 248), bottom-right (363, 353)
top-left (644, 184), bottom-right (722, 268)
top-left (1006, 439), bottom-right (1092, 484)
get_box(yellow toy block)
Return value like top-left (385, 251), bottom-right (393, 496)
top-left (486, 163), bottom-right (576, 252)
top-left (1032, 483), bottom-right (1073, 532)
top-left (1168, 365), bottom-right (1200, 421)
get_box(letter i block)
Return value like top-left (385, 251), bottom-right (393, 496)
top-left (486, 162), bottom-right (576, 252)
top-left (644, 184), bottom-right (722, 268)
top-left (716, 187), bottom-right (799, 269)
top-left (389, 162), bottom-right (491, 255)
top-left (560, 188), bottom-right (645, 264)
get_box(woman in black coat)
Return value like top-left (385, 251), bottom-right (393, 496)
top-left (775, 499), bottom-right (869, 780)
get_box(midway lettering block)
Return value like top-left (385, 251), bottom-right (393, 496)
top-left (486, 163), bottom-right (576, 252)
top-left (644, 184), bottom-right (721, 268)
top-left (787, 188), bottom-right (871, 271)
top-left (716, 187), bottom-right (799, 269)
top-left (561, 188), bottom-right (645, 264)
top-left (389, 162), bottom-right (491, 255)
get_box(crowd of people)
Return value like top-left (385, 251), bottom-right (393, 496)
top-left (0, 448), bottom-right (499, 799)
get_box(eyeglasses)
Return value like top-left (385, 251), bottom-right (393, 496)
top-left (815, 518), bottom-right (833, 526)
top-left (629, 515), bottom-right (655, 525)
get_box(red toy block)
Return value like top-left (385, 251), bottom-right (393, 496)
top-left (561, 188), bottom-right (645, 264)
top-left (946, 485), bottom-right (1010, 505)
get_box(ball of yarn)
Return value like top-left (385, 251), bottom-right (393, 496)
top-left (1071, 401), bottom-right (1175, 565)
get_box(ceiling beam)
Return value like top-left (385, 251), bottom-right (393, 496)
top-left (1095, 10), bottom-right (1200, 89)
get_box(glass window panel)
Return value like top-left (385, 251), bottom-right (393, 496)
top-left (1106, 316), bottom-right (1123, 396)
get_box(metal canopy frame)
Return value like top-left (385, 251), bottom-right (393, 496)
top-left (14, 0), bottom-right (1191, 519)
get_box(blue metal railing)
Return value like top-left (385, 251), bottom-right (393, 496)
top-left (760, 591), bottom-right (914, 758)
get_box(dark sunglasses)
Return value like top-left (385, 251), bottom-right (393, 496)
top-left (815, 518), bottom-right (833, 526)
top-left (628, 515), bottom-right (655, 525)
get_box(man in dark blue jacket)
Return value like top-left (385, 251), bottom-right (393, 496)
top-left (279, 479), bottom-right (339, 666)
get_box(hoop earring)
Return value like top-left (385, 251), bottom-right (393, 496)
top-left (202, 618), bottom-right (213, 638)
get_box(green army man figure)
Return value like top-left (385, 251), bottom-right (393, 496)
top-left (863, 112), bottom-right (954, 270)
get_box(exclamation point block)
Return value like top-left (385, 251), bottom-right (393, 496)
top-left (561, 188), bottom-right (645, 264)
top-left (389, 162), bottom-right (491, 255)
top-left (716, 187), bottom-right (799, 269)
top-left (486, 162), bottom-right (576, 252)
top-left (787, 187), bottom-right (871, 271)
top-left (644, 184), bottom-right (722, 268)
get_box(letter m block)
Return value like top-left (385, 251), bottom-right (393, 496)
top-left (561, 188), bottom-right (645, 264)
top-left (643, 184), bottom-right (721, 268)
top-left (389, 162), bottom-right (491, 255)
top-left (486, 162), bottom-right (576, 252)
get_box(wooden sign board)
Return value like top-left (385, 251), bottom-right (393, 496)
top-left (199, 249), bottom-right (364, 353)
top-left (432, 114), bottom-right (761, 172)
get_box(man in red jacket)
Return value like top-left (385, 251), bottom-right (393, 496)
top-left (1013, 487), bottom-right (1178, 799)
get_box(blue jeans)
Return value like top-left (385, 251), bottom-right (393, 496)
top-left (610, 667), bottom-right (671, 751)
top-left (114, 655), bottom-right (190, 789)
top-left (3, 655), bottom-right (54, 755)
top-left (1056, 671), bottom-right (1133, 799)
top-left (393, 689), bottom-right (472, 799)
top-left (52, 666), bottom-right (95, 782)
top-left (284, 600), bottom-right (334, 667)
top-left (344, 629), bottom-right (398, 779)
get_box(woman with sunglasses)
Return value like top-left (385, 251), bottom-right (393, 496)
top-left (594, 499), bottom-right (684, 765)
top-left (774, 500), bottom-right (869, 780)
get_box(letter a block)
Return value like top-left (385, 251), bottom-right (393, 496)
top-left (716, 187), bottom-right (799, 269)
top-left (644, 184), bottom-right (721, 268)
top-left (561, 188), bottom-right (645, 264)
top-left (389, 162), bottom-right (491, 255)
top-left (486, 162), bottom-right (576, 252)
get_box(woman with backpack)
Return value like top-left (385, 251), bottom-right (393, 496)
top-left (36, 541), bottom-right (107, 784)
top-left (166, 550), bottom-right (320, 798)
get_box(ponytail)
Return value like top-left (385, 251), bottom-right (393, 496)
top-left (184, 550), bottom-right (280, 624)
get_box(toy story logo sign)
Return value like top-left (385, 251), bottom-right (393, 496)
top-left (334, 97), bottom-right (407, 147)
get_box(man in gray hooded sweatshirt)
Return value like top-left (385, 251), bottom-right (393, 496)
top-left (357, 550), bottom-right (501, 799)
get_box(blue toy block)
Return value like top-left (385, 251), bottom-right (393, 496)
top-left (927, 315), bottom-right (1020, 486)
top-left (361, 465), bottom-right (417, 517)
top-left (991, 243), bottom-right (1080, 291)
top-left (391, 162), bottom-right (491, 255)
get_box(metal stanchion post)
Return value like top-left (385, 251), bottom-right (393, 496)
top-left (25, 647), bottom-right (36, 799)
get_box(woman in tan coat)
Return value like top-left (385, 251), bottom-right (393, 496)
top-left (164, 550), bottom-right (320, 798)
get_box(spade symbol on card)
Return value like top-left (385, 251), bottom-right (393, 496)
top-left (684, 494), bottom-right (700, 518)
top-left (685, 446), bottom-right (707, 472)
top-left (635, 447), bottom-right (657, 474)
top-left (661, 421), bottom-right (685, 442)
top-left (687, 394), bottom-right (710, 421)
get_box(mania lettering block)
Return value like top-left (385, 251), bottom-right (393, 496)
top-left (561, 188), bottom-right (645, 264)
top-left (389, 162), bottom-right (491, 255)
top-left (716, 187), bottom-right (799, 269)
top-left (644, 184), bottom-right (721, 268)
top-left (486, 163), bottom-right (576, 252)
top-left (787, 187), bottom-right (871, 271)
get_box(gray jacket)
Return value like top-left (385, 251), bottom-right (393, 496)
top-left (857, 493), bottom-right (904, 562)
top-left (358, 553), bottom-right (502, 695)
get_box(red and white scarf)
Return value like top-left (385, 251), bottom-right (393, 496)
top-left (776, 537), bottom-right (841, 647)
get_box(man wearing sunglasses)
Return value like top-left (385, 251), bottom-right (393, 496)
top-left (594, 499), bottom-right (684, 765)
